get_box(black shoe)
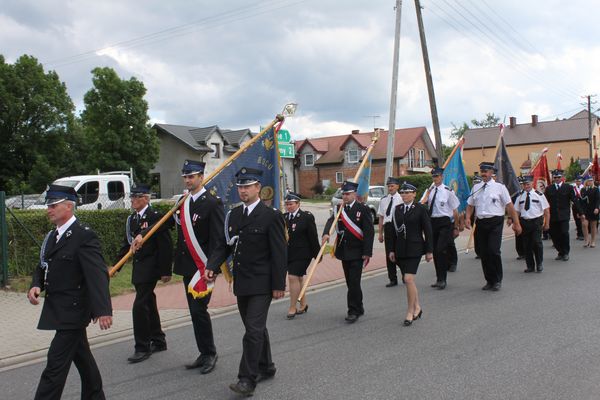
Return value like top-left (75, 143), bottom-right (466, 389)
top-left (490, 282), bottom-right (501, 291)
top-left (436, 281), bottom-right (447, 290)
top-left (185, 356), bottom-right (204, 370)
top-left (150, 343), bottom-right (167, 353)
top-left (555, 255), bottom-right (563, 261)
top-left (577, 236), bottom-right (585, 240)
top-left (127, 351), bottom-right (151, 363)
top-left (482, 283), bottom-right (493, 290)
top-left (256, 368), bottom-right (276, 383)
top-left (199, 354), bottom-right (218, 375)
top-left (448, 264), bottom-right (457, 272)
top-left (413, 309), bottom-right (423, 320)
top-left (516, 255), bottom-right (524, 260)
top-left (345, 314), bottom-right (359, 323)
top-left (524, 268), bottom-right (535, 273)
top-left (386, 280), bottom-right (398, 287)
top-left (403, 319), bottom-right (413, 326)
top-left (475, 255), bottom-right (481, 259)
top-left (536, 265), bottom-right (544, 272)
top-left (229, 381), bottom-right (255, 397)
top-left (430, 281), bottom-right (441, 288)
top-left (296, 305), bottom-right (309, 315)
top-left (562, 254), bottom-right (569, 261)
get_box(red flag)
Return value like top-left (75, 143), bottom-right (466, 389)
top-left (531, 148), bottom-right (551, 193)
top-left (593, 151), bottom-right (600, 183)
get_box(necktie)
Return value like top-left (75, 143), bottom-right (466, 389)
top-left (385, 196), bottom-right (394, 217)
top-left (556, 184), bottom-right (559, 190)
top-left (524, 192), bottom-right (530, 211)
top-left (54, 229), bottom-right (60, 243)
top-left (404, 204), bottom-right (409, 214)
top-left (289, 213), bottom-right (293, 221)
top-left (345, 205), bottom-right (351, 213)
top-left (428, 187), bottom-right (438, 216)
top-left (243, 207), bottom-right (249, 218)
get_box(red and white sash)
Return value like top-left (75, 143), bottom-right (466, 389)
top-left (340, 207), bottom-right (364, 240)
top-left (180, 195), bottom-right (213, 299)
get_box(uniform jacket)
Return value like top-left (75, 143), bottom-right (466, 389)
top-left (165, 191), bottom-right (228, 278)
top-left (31, 220), bottom-right (112, 330)
top-left (391, 202), bottom-right (433, 258)
top-left (545, 183), bottom-right (580, 221)
top-left (216, 201), bottom-right (287, 296)
top-left (323, 201), bottom-right (374, 261)
top-left (284, 209), bottom-right (320, 263)
top-left (579, 186), bottom-right (600, 215)
top-left (116, 207), bottom-right (173, 284)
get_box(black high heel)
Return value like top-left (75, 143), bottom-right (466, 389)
top-left (413, 309), bottom-right (423, 320)
top-left (403, 319), bottom-right (413, 326)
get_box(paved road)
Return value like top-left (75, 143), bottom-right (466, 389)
top-left (3, 235), bottom-right (600, 400)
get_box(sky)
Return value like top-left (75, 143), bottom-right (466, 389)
top-left (2, 0), bottom-right (599, 144)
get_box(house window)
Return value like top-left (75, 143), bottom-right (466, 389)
top-left (418, 149), bottom-right (425, 168)
top-left (336, 172), bottom-right (343, 183)
top-left (347, 149), bottom-right (360, 164)
top-left (304, 153), bottom-right (314, 166)
top-left (211, 143), bottom-right (220, 159)
top-left (408, 148), bottom-right (415, 169)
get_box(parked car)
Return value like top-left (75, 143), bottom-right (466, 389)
top-left (330, 185), bottom-right (386, 223)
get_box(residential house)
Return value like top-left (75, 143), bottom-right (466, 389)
top-left (462, 111), bottom-right (600, 176)
top-left (294, 127), bottom-right (436, 198)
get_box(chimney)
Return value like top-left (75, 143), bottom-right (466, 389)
top-left (509, 116), bottom-right (517, 128)
top-left (531, 114), bottom-right (538, 126)
top-left (351, 129), bottom-right (359, 135)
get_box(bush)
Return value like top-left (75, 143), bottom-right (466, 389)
top-left (5, 202), bottom-right (177, 280)
top-left (324, 187), bottom-right (337, 196)
top-left (311, 181), bottom-right (324, 195)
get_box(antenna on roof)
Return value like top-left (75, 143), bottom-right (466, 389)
top-left (364, 115), bottom-right (380, 131)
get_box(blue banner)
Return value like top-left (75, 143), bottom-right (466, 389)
top-left (443, 147), bottom-right (470, 212)
top-left (206, 127), bottom-right (281, 210)
top-left (357, 155), bottom-right (372, 202)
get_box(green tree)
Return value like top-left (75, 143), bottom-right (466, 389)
top-left (0, 55), bottom-right (76, 193)
top-left (449, 113), bottom-right (501, 141)
top-left (81, 67), bottom-right (158, 183)
top-left (565, 156), bottom-right (583, 181)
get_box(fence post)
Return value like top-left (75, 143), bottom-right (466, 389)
top-left (0, 191), bottom-right (8, 287)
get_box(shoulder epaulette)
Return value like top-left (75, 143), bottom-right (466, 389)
top-left (535, 190), bottom-right (543, 195)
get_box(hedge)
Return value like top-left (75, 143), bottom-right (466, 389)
top-left (5, 202), bottom-right (176, 279)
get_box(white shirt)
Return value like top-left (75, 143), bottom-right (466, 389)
top-left (467, 179), bottom-right (512, 218)
top-left (137, 204), bottom-right (149, 219)
top-left (428, 184), bottom-right (460, 218)
top-left (191, 187), bottom-right (206, 202)
top-left (243, 198), bottom-right (261, 216)
top-left (55, 215), bottom-right (77, 242)
top-left (377, 192), bottom-right (401, 223)
top-left (515, 189), bottom-right (549, 219)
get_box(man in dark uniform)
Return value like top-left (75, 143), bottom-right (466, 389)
top-left (206, 167), bottom-right (287, 397)
top-left (28, 184), bottom-right (112, 400)
top-left (545, 169), bottom-right (579, 261)
top-left (283, 191), bottom-right (320, 319)
top-left (116, 185), bottom-right (172, 363)
top-left (377, 177), bottom-right (401, 287)
top-left (322, 181), bottom-right (374, 323)
top-left (134, 160), bottom-right (227, 373)
top-left (426, 167), bottom-right (460, 290)
top-left (573, 175), bottom-right (584, 240)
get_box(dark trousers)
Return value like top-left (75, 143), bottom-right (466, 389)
top-left (342, 259), bottom-right (364, 316)
top-left (475, 216), bottom-right (504, 284)
top-left (574, 205), bottom-right (583, 237)
top-left (35, 329), bottom-right (104, 400)
top-left (520, 217), bottom-right (544, 268)
top-left (237, 294), bottom-right (274, 385)
top-left (183, 276), bottom-right (216, 356)
top-left (447, 238), bottom-right (457, 267)
top-left (431, 216), bottom-right (453, 283)
top-left (384, 223), bottom-right (398, 282)
top-left (133, 281), bottom-right (165, 352)
top-left (515, 232), bottom-right (524, 256)
top-left (549, 219), bottom-right (570, 256)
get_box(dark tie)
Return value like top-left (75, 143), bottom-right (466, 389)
top-left (345, 205), bottom-right (351, 213)
top-left (385, 196), bottom-right (394, 217)
top-left (243, 207), bottom-right (249, 218)
top-left (289, 213), bottom-right (293, 221)
top-left (482, 182), bottom-right (488, 191)
top-left (556, 184), bottom-right (559, 190)
top-left (525, 192), bottom-right (531, 211)
top-left (428, 187), bottom-right (438, 216)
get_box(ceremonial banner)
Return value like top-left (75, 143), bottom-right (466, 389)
top-left (593, 151), bottom-right (600, 183)
top-left (531, 148), bottom-right (551, 193)
top-left (494, 126), bottom-right (520, 197)
top-left (356, 154), bottom-right (372, 203)
top-left (442, 142), bottom-right (470, 212)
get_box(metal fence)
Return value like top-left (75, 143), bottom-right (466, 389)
top-left (5, 193), bottom-right (134, 211)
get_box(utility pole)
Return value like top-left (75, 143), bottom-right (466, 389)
top-left (582, 94), bottom-right (597, 159)
top-left (415, 0), bottom-right (443, 164)
top-left (385, 0), bottom-right (403, 179)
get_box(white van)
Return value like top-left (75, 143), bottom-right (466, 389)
top-left (30, 174), bottom-right (132, 210)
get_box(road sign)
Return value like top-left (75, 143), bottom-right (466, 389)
top-left (278, 129), bottom-right (291, 143)
top-left (279, 143), bottom-right (295, 158)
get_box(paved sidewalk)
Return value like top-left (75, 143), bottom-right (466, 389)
top-left (0, 225), bottom-right (503, 370)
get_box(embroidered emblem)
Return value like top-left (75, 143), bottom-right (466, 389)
top-left (292, 223), bottom-right (296, 231)
top-left (65, 230), bottom-right (72, 238)
top-left (141, 222), bottom-right (148, 229)
top-left (356, 211), bottom-right (361, 218)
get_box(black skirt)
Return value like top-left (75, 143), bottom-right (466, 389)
top-left (288, 259), bottom-right (311, 276)
top-left (396, 257), bottom-right (421, 275)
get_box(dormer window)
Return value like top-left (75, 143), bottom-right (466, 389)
top-left (211, 143), bottom-right (220, 159)
top-left (304, 153), bottom-right (314, 166)
top-left (347, 149), bottom-right (359, 164)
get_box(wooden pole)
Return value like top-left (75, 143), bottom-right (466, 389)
top-left (109, 114), bottom-right (285, 277)
top-left (298, 131), bottom-right (380, 301)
